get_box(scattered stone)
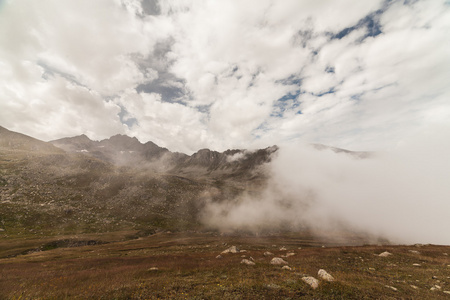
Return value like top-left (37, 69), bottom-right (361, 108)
top-left (432, 276), bottom-right (438, 279)
top-left (148, 267), bottom-right (158, 271)
top-left (379, 251), bottom-right (392, 257)
top-left (443, 291), bottom-right (450, 295)
top-left (302, 276), bottom-right (319, 289)
top-left (298, 247), bottom-right (302, 250)
top-left (266, 283), bottom-right (281, 289)
top-left (240, 250), bottom-right (247, 253)
top-left (318, 269), bottom-right (334, 281)
top-left (285, 252), bottom-right (295, 257)
top-left (240, 259), bottom-right (255, 265)
top-left (408, 250), bottom-right (420, 254)
top-left (270, 257), bottom-right (288, 265)
top-left (0, 228), bottom-right (5, 232)
top-left (279, 246), bottom-right (287, 251)
top-left (282, 266), bottom-right (292, 270)
top-left (385, 285), bottom-right (398, 291)
top-left (241, 255), bottom-right (246, 258)
top-left (413, 263), bottom-right (421, 267)
top-left (369, 268), bottom-right (376, 271)
top-left (430, 285), bottom-right (442, 291)
top-left (221, 246), bottom-right (240, 254)
top-left (264, 251), bottom-right (274, 256)
top-left (249, 256), bottom-right (255, 262)
top-left (410, 285), bottom-right (419, 289)
top-left (443, 253), bottom-right (448, 256)
top-left (216, 255), bottom-right (223, 259)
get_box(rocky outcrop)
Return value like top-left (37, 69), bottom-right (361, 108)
top-left (318, 269), bottom-right (334, 281)
top-left (302, 276), bottom-right (319, 289)
top-left (270, 257), bottom-right (288, 265)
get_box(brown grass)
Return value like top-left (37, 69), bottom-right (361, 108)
top-left (1, 231), bottom-right (449, 299)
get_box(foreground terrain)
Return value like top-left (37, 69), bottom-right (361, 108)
top-left (1, 127), bottom-right (449, 298)
top-left (1, 231), bottom-right (449, 299)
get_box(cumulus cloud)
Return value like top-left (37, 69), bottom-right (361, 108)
top-left (117, 89), bottom-right (210, 154)
top-left (0, 0), bottom-right (165, 141)
top-left (0, 0), bottom-right (449, 154)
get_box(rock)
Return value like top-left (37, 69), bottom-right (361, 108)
top-left (282, 266), bottom-right (292, 270)
top-left (270, 257), bottom-right (288, 265)
top-left (266, 283), bottom-right (281, 289)
top-left (241, 259), bottom-right (255, 265)
top-left (318, 269), bottom-right (334, 281)
top-left (432, 276), bottom-right (438, 279)
top-left (385, 285), bottom-right (398, 291)
top-left (216, 255), bottom-right (223, 259)
top-left (408, 250), bottom-right (420, 254)
top-left (285, 252), bottom-right (295, 257)
top-left (443, 253), bottom-right (448, 256)
top-left (302, 276), bottom-right (319, 289)
top-left (443, 291), bottom-right (450, 294)
top-left (263, 251), bottom-right (274, 256)
top-left (410, 285), bottom-right (419, 289)
top-left (279, 246), bottom-right (287, 251)
top-left (148, 267), bottom-right (158, 271)
top-left (369, 268), bottom-right (376, 271)
top-left (249, 256), bottom-right (255, 262)
top-left (378, 251), bottom-right (392, 257)
top-left (413, 263), bottom-right (421, 267)
top-left (221, 246), bottom-right (240, 254)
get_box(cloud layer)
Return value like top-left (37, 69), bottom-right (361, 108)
top-left (202, 123), bottom-right (450, 245)
top-left (1, 0), bottom-right (449, 153)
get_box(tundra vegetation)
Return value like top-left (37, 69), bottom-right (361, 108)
top-left (1, 126), bottom-right (449, 299)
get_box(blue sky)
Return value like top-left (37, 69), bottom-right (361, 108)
top-left (0, 0), bottom-right (449, 154)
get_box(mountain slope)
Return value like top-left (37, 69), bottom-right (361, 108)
top-left (1, 127), bottom-right (273, 236)
top-left (0, 126), bottom-right (62, 153)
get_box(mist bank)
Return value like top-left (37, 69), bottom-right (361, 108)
top-left (202, 125), bottom-right (450, 245)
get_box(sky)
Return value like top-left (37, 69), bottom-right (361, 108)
top-left (1, 0), bottom-right (449, 154)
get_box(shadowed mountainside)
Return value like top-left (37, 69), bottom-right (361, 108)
top-left (1, 126), bottom-right (370, 237)
top-left (0, 126), bottom-right (276, 236)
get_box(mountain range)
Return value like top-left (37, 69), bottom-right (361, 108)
top-left (0, 126), bottom-right (369, 237)
top-left (0, 126), bottom-right (277, 236)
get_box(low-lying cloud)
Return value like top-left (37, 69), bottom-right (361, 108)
top-left (202, 124), bottom-right (450, 245)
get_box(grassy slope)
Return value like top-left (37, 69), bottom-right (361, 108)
top-left (1, 232), bottom-right (449, 299)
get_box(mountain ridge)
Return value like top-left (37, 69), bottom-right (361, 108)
top-left (50, 133), bottom-right (278, 176)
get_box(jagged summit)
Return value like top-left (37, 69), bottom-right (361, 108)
top-left (50, 131), bottom-right (277, 175)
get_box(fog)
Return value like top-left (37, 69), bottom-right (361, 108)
top-left (202, 125), bottom-right (450, 245)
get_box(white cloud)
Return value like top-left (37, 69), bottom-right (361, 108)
top-left (0, 0), bottom-right (449, 154)
top-left (117, 89), bottom-right (210, 153)
top-left (203, 123), bottom-right (450, 244)
top-left (0, 0), bottom-right (168, 141)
